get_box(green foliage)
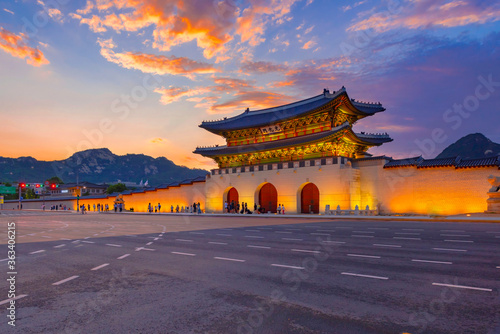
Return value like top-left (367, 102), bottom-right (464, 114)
top-left (106, 183), bottom-right (127, 194)
top-left (4, 182), bottom-right (12, 187)
top-left (25, 188), bottom-right (38, 199)
top-left (47, 176), bottom-right (64, 184)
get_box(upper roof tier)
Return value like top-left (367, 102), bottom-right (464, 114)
top-left (199, 87), bottom-right (385, 135)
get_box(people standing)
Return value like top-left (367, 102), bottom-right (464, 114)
top-left (171, 205), bottom-right (174, 213)
top-left (158, 203), bottom-right (161, 213)
top-left (282, 204), bottom-right (285, 215)
top-left (278, 204), bottom-right (281, 214)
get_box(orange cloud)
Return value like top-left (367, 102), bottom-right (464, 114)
top-left (347, 0), bottom-right (500, 32)
top-left (302, 40), bottom-right (316, 49)
top-left (0, 27), bottom-right (49, 66)
top-left (240, 60), bottom-right (288, 74)
top-left (98, 39), bottom-right (219, 78)
top-left (154, 86), bottom-right (211, 105)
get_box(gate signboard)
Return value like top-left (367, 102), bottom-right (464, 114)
top-left (0, 186), bottom-right (16, 194)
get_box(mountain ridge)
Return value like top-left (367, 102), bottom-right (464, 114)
top-left (0, 148), bottom-right (208, 186)
top-left (436, 133), bottom-right (500, 159)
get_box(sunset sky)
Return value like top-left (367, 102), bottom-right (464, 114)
top-left (1, 0), bottom-right (499, 169)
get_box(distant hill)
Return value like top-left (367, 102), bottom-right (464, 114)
top-left (436, 133), bottom-right (500, 159)
top-left (0, 148), bottom-right (208, 185)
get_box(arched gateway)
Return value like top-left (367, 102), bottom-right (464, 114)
top-left (258, 183), bottom-right (278, 213)
top-left (301, 183), bottom-right (319, 213)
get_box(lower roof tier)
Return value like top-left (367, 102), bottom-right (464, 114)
top-left (194, 122), bottom-right (392, 167)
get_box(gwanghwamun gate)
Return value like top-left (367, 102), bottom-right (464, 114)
top-left (16, 88), bottom-right (500, 215)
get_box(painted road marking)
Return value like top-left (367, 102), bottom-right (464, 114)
top-left (317, 229), bottom-right (336, 232)
top-left (347, 254), bottom-right (381, 259)
top-left (441, 230), bottom-right (465, 232)
top-left (353, 231), bottom-right (375, 234)
top-left (154, 238), bottom-right (160, 241)
top-left (311, 232), bottom-right (330, 236)
top-left (275, 231), bottom-right (292, 234)
top-left (433, 248), bottom-right (467, 252)
top-left (444, 240), bottom-right (473, 243)
top-left (271, 264), bottom-right (305, 270)
top-left (412, 259), bottom-right (452, 265)
top-left (135, 247), bottom-right (155, 251)
top-left (81, 241), bottom-right (95, 244)
top-left (341, 272), bottom-right (388, 280)
top-left (106, 244), bottom-right (122, 247)
top-left (219, 228), bottom-right (233, 231)
top-left (256, 227), bottom-right (272, 230)
top-left (189, 232), bottom-right (205, 235)
top-left (216, 234), bottom-right (232, 237)
top-left (146, 242), bottom-right (153, 246)
top-left (0, 294), bottom-right (28, 306)
top-left (52, 275), bottom-right (79, 286)
top-left (176, 239), bottom-right (193, 242)
top-left (117, 254), bottom-right (130, 260)
top-left (394, 232), bottom-right (420, 235)
top-left (214, 257), bottom-right (245, 262)
top-left (209, 242), bottom-right (227, 245)
top-left (402, 228), bottom-right (424, 231)
top-left (292, 249), bottom-right (320, 254)
top-left (247, 245), bottom-right (271, 249)
top-left (282, 238), bottom-right (303, 241)
top-left (29, 250), bottom-right (46, 254)
top-left (245, 230), bottom-right (261, 232)
top-left (352, 235), bottom-right (374, 238)
top-left (245, 236), bottom-right (264, 238)
top-left (53, 244), bottom-right (66, 248)
top-left (441, 234), bottom-right (470, 237)
top-left (285, 228), bottom-right (301, 231)
top-left (432, 283), bottom-right (492, 292)
top-left (322, 241), bottom-right (346, 244)
top-left (374, 244), bottom-right (401, 248)
top-left (172, 252), bottom-right (196, 256)
top-left (60, 238), bottom-right (71, 240)
top-left (394, 237), bottom-right (421, 240)
top-left (368, 227), bottom-right (389, 230)
top-left (91, 263), bottom-right (110, 271)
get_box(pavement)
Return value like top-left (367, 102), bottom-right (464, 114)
top-left (0, 211), bottom-right (499, 333)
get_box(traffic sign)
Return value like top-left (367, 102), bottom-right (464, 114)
top-left (45, 180), bottom-right (49, 186)
top-left (0, 186), bottom-right (16, 194)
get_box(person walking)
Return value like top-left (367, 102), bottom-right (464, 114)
top-left (277, 204), bottom-right (281, 214)
top-left (171, 205), bottom-right (174, 213)
top-left (158, 203), bottom-right (161, 213)
top-left (93, 204), bottom-right (96, 212)
top-left (197, 202), bottom-right (201, 214)
top-left (282, 204), bottom-right (285, 215)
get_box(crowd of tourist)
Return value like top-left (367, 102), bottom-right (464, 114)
top-left (223, 201), bottom-right (286, 214)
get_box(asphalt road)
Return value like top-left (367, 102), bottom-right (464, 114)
top-left (0, 211), bottom-right (499, 334)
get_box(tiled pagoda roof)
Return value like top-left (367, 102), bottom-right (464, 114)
top-left (199, 87), bottom-right (385, 134)
top-left (194, 122), bottom-right (392, 157)
top-left (384, 156), bottom-right (500, 169)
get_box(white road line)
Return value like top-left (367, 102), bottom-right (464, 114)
top-left (352, 235), bottom-right (374, 238)
top-left (440, 234), bottom-right (470, 237)
top-left (29, 250), bottom-right (46, 254)
top-left (81, 241), bottom-right (95, 244)
top-left (247, 245), bottom-right (271, 249)
top-left (317, 229), bottom-right (336, 232)
top-left (172, 252), bottom-right (196, 256)
top-left (432, 283), bottom-right (492, 292)
top-left (368, 227), bottom-right (389, 230)
top-left (335, 227), bottom-right (352, 229)
top-left (322, 240), bottom-right (346, 244)
top-left (275, 231), bottom-right (292, 234)
top-left (91, 263), bottom-right (110, 271)
top-left (441, 230), bottom-right (465, 232)
top-left (189, 232), bottom-right (205, 235)
top-left (341, 272), bottom-right (388, 280)
top-left (146, 242), bottom-right (153, 246)
top-left (291, 249), bottom-right (320, 254)
top-left (394, 232), bottom-right (420, 235)
top-left (154, 238), bottom-right (160, 241)
top-left (271, 264), bottom-right (304, 270)
top-left (256, 227), bottom-right (272, 230)
top-left (135, 247), bottom-right (155, 251)
top-left (433, 248), bottom-right (467, 252)
top-left (176, 239), bottom-right (193, 242)
top-left (353, 231), bottom-right (375, 234)
top-left (245, 230), bottom-right (261, 232)
top-left (245, 236), bottom-right (264, 238)
top-left (311, 233), bottom-right (330, 236)
top-left (216, 234), bottom-right (232, 237)
top-left (60, 238), bottom-right (71, 241)
top-left (374, 244), bottom-right (401, 248)
top-left (285, 228), bottom-right (301, 231)
top-left (53, 244), bottom-right (66, 248)
top-left (485, 231), bottom-right (500, 234)
top-left (282, 238), bottom-right (303, 241)
top-left (444, 239), bottom-right (473, 243)
top-left (209, 242), bottom-right (227, 245)
top-left (394, 237), bottom-right (421, 240)
top-left (402, 228), bottom-right (424, 231)
top-left (347, 254), bottom-right (381, 259)
top-left (0, 294), bottom-right (28, 306)
top-left (219, 228), bottom-right (233, 231)
top-left (214, 257), bottom-right (245, 262)
top-left (496, 266), bottom-right (500, 269)
top-left (106, 244), bottom-right (122, 247)
top-left (117, 254), bottom-right (130, 260)
top-left (52, 275), bottom-right (79, 286)
top-left (412, 259), bottom-right (452, 265)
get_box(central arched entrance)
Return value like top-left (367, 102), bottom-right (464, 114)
top-left (301, 183), bottom-right (319, 213)
top-left (227, 187), bottom-right (239, 204)
top-left (259, 183), bottom-right (278, 213)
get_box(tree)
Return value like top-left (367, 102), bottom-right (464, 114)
top-left (47, 176), bottom-right (64, 184)
top-left (25, 188), bottom-right (38, 199)
top-left (106, 183), bottom-right (127, 194)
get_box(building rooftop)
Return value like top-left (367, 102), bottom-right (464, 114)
top-left (199, 87), bottom-right (385, 134)
top-left (384, 156), bottom-right (500, 169)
